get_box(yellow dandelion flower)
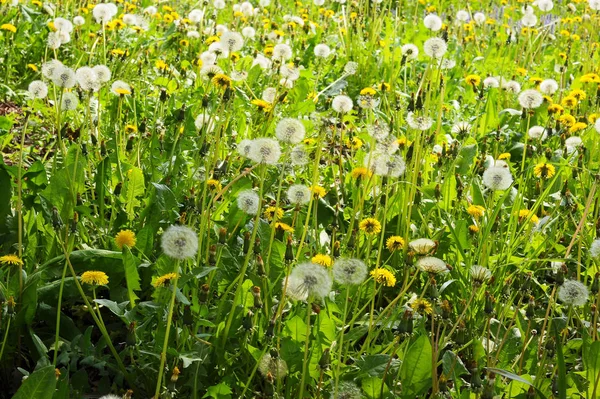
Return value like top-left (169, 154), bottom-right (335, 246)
top-left (558, 114), bottom-right (576, 126)
top-left (0, 254), bottom-right (24, 266)
top-left (27, 64), bottom-right (38, 71)
top-left (386, 236), bottom-right (405, 252)
top-left (1, 24), bottom-right (17, 33)
top-left (251, 99), bottom-right (271, 112)
top-left (264, 206), bottom-right (283, 221)
top-left (468, 224), bottom-right (480, 234)
top-left (81, 271), bottom-right (109, 286)
top-left (467, 205), bottom-right (485, 218)
top-left (312, 254), bottom-right (333, 267)
top-left (548, 104), bottom-right (564, 114)
top-left (351, 167), bottom-right (372, 179)
top-left (310, 185), bottom-right (327, 198)
top-left (533, 162), bottom-right (556, 179)
top-left (212, 73), bottom-right (232, 89)
top-left (465, 74), bottom-right (481, 86)
top-left (154, 272), bottom-right (178, 287)
top-left (370, 268), bottom-right (396, 287)
top-left (561, 96), bottom-right (578, 108)
top-left (360, 87), bottom-right (377, 96)
top-left (207, 179), bottom-right (222, 191)
top-left (346, 137), bottom-right (363, 150)
top-left (412, 298), bottom-right (433, 315)
top-left (518, 209), bottom-right (539, 224)
top-left (359, 218), bottom-right (382, 235)
top-left (115, 230), bottom-right (136, 250)
top-left (125, 124), bottom-right (137, 134)
top-left (569, 89), bottom-right (586, 100)
top-left (497, 153), bottom-right (511, 160)
top-left (516, 67), bottom-right (528, 76)
top-left (569, 122), bottom-right (587, 133)
top-left (275, 222), bottom-right (294, 233)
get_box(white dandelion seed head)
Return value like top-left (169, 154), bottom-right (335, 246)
top-left (75, 66), bottom-right (100, 92)
top-left (200, 51), bottom-right (218, 66)
top-left (401, 43), bottom-right (419, 60)
top-left (237, 139), bottom-right (254, 157)
top-left (99, 395), bottom-right (122, 399)
top-left (332, 95), bottom-right (354, 113)
top-left (330, 381), bottom-right (362, 399)
top-left (375, 136), bottom-right (400, 155)
top-left (590, 239), bottom-right (600, 258)
top-left (518, 89), bottom-right (544, 109)
top-left (194, 114), bottom-right (217, 132)
top-left (54, 17), bottom-right (73, 33)
top-left (160, 225), bottom-right (199, 260)
top-left (501, 80), bottom-right (521, 94)
top-left (378, 154), bottom-right (406, 178)
top-left (187, 30), bottom-right (200, 38)
top-left (92, 65), bottom-right (112, 83)
top-left (259, 0), bottom-right (270, 6)
top-left (470, 265), bottom-right (492, 285)
top-left (209, 42), bottom-right (229, 58)
top-left (423, 37), bottom-right (447, 59)
top-left (558, 280), bottom-right (589, 307)
top-left (314, 0), bottom-right (325, 5)
top-left (110, 80), bottom-right (131, 95)
top-left (287, 185), bottom-right (311, 205)
top-left (291, 144), bottom-right (309, 166)
top-left (258, 354), bottom-right (288, 379)
top-left (122, 13), bottom-right (137, 25)
top-left (28, 80), bottom-right (48, 99)
top-left (590, 0), bottom-right (600, 10)
top-left (407, 112), bottom-right (433, 130)
top-left (220, 31), bottom-right (244, 52)
top-left (279, 64), bottom-right (301, 81)
top-left (272, 43), bottom-right (293, 61)
top-left (332, 258), bottom-right (368, 285)
top-left (284, 262), bottom-right (333, 301)
top-left (595, 118), bottom-right (600, 134)
top-left (423, 14), bottom-right (443, 31)
top-left (242, 26), bottom-right (256, 38)
top-left (143, 6), bottom-right (157, 14)
top-left (439, 58), bottom-right (456, 70)
top-left (314, 43), bottom-right (331, 58)
top-left (188, 9), bottom-right (204, 23)
top-left (528, 126), bottom-right (548, 141)
top-left (483, 76), bottom-right (500, 88)
top-left (60, 92), bottom-right (79, 111)
top-left (456, 10), bottom-right (470, 22)
top-left (539, 79), bottom-right (558, 95)
top-left (536, 0), bottom-right (554, 12)
top-left (344, 61), bottom-right (359, 75)
top-left (521, 12), bottom-right (538, 27)
top-left (565, 136), bottom-right (582, 150)
top-left (357, 95), bottom-right (380, 109)
top-left (73, 15), bottom-right (85, 26)
top-left (237, 190), bottom-right (260, 215)
top-left (482, 166), bottom-right (513, 191)
top-left (253, 54), bottom-right (272, 70)
top-left (262, 87), bottom-right (277, 103)
top-left (213, 0), bottom-right (226, 9)
top-left (451, 121), bottom-right (472, 135)
top-left (248, 138), bottom-right (281, 165)
top-left (93, 3), bottom-right (118, 24)
top-left (416, 256), bottom-right (449, 274)
top-left (409, 238), bottom-right (436, 255)
top-left (473, 12), bottom-right (486, 24)
top-left (276, 118), bottom-right (306, 144)
top-left (51, 65), bottom-right (76, 88)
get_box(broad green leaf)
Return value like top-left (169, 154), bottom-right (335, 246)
top-left (283, 315), bottom-right (308, 342)
top-left (12, 366), bottom-right (57, 399)
top-left (442, 351), bottom-right (469, 380)
top-left (123, 247), bottom-right (141, 306)
top-left (121, 166), bottom-right (145, 221)
top-left (400, 335), bottom-right (432, 398)
top-left (0, 163), bottom-right (11, 223)
top-left (203, 382), bottom-right (232, 399)
top-left (355, 354), bottom-right (394, 378)
top-left (362, 377), bottom-right (387, 399)
top-left (583, 340), bottom-right (600, 397)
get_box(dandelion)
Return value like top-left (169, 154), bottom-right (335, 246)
top-left (237, 190), bottom-right (260, 215)
top-left (416, 256), bottom-right (449, 274)
top-left (93, 65), bottom-right (112, 83)
top-left (258, 353), bottom-right (288, 379)
top-left (331, 381), bottom-right (363, 399)
top-left (160, 225), bottom-right (199, 260)
top-left (211, 73), bottom-right (232, 89)
top-left (407, 112), bottom-right (433, 130)
top-left (115, 230), bottom-right (136, 249)
top-left (312, 254), bottom-right (333, 267)
top-left (483, 76), bottom-right (499, 88)
top-left (332, 95), bottom-right (353, 113)
top-left (533, 162), bottom-right (556, 179)
top-left (370, 268), bottom-right (396, 287)
top-left (332, 258), bottom-right (368, 285)
top-left (518, 209), bottom-right (539, 224)
top-left (287, 185), bottom-right (311, 205)
top-left (291, 145), bottom-right (309, 166)
top-left (411, 298), bottom-right (434, 315)
top-left (482, 166), bottom-right (513, 191)
top-left (247, 138), bottom-right (281, 165)
top-left (539, 79), bottom-right (558, 95)
top-left (386, 236), bottom-right (405, 252)
top-left (0, 254), bottom-right (24, 266)
top-left (314, 43), bottom-right (331, 58)
top-left (275, 118), bottom-right (305, 144)
top-left (423, 37), bottom-right (447, 59)
top-left (99, 395), bottom-right (122, 399)
top-left (467, 205), bottom-right (485, 218)
top-left (220, 31), bottom-right (244, 52)
top-left (81, 271), bottom-right (109, 286)
top-left (359, 218), bottom-right (381, 235)
top-left (465, 74), bottom-right (481, 86)
top-left (310, 185), bottom-right (327, 198)
top-left (423, 14), bottom-right (443, 31)
top-left (518, 89), bottom-right (544, 109)
top-left (194, 114), bottom-right (217, 132)
top-left (367, 121), bottom-right (390, 140)
top-left (111, 80), bottom-right (131, 95)
top-left (61, 93), bottom-right (79, 111)
top-left (153, 272), bottom-right (178, 287)
top-left (75, 66), bottom-right (100, 92)
top-left (558, 280), bottom-right (589, 307)
top-left (528, 126), bottom-right (548, 141)
top-left (1, 24), bottom-right (17, 33)
top-left (284, 262), bottom-right (333, 301)
top-left (401, 44), bottom-right (419, 59)
top-left (52, 66), bottom-right (76, 88)
top-left (409, 238), bottom-right (436, 254)
top-left (28, 80), bottom-right (48, 99)
top-left (590, 239), bottom-right (600, 258)
top-left (272, 43), bottom-right (292, 61)
top-left (351, 167), bottom-right (371, 179)
top-left (264, 206), bottom-right (284, 221)
top-left (470, 265), bottom-right (492, 286)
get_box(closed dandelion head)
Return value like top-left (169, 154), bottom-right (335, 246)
top-left (470, 265), bottom-right (492, 286)
top-left (590, 239), bottom-right (600, 258)
top-left (284, 262), bottom-right (333, 301)
top-left (359, 217), bottom-right (381, 235)
top-left (28, 80), bottom-right (48, 99)
top-left (0, 254), bottom-right (24, 267)
top-left (386, 236), bottom-right (405, 252)
top-left (248, 138), bottom-right (281, 165)
top-left (331, 381), bottom-right (362, 399)
top-left (332, 258), bottom-right (368, 285)
top-left (409, 238), bottom-right (437, 255)
top-left (276, 118), bottom-right (306, 144)
top-left (237, 190), bottom-right (260, 215)
top-left (153, 272), bottom-right (178, 288)
top-left (482, 166), bottom-right (513, 191)
top-left (115, 229), bottom-right (136, 250)
top-left (287, 185), bottom-right (311, 205)
top-left (370, 268), bottom-right (396, 287)
top-left (81, 270), bottom-right (109, 286)
top-left (258, 353), bottom-right (288, 380)
top-left (518, 89), bottom-right (543, 109)
top-left (558, 279), bottom-right (589, 307)
top-left (416, 256), bottom-right (449, 274)
top-left (160, 225), bottom-right (199, 260)
top-left (332, 95), bottom-right (354, 113)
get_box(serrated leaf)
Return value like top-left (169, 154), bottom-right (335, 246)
top-left (12, 366), bottom-right (57, 399)
top-left (122, 166), bottom-right (145, 221)
top-left (123, 247), bottom-right (141, 306)
top-left (400, 335), bottom-right (432, 398)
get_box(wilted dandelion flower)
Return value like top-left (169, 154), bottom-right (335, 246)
top-left (28, 81), bottom-right (48, 99)
top-left (284, 262), bottom-right (333, 301)
top-left (331, 381), bottom-right (363, 399)
top-left (111, 80), bottom-right (131, 95)
top-left (61, 92), bottom-right (79, 111)
top-left (590, 239), bottom-right (600, 258)
top-left (558, 280), bottom-right (589, 307)
top-left (287, 185), bottom-right (311, 205)
top-left (417, 256), bottom-right (449, 274)
top-left (312, 254), bottom-right (333, 267)
top-left (161, 225), bottom-right (199, 260)
top-left (237, 190), bottom-right (260, 215)
top-left (332, 95), bottom-right (353, 113)
top-left (248, 138), bottom-right (281, 165)
top-left (370, 268), bottom-right (396, 287)
top-left (258, 353), bottom-right (288, 379)
top-left (332, 258), bottom-right (368, 285)
top-left (423, 37), bottom-right (447, 59)
top-left (533, 162), bottom-right (556, 179)
top-left (115, 230), bottom-right (136, 249)
top-left (0, 254), bottom-right (24, 267)
top-left (359, 218), bottom-right (381, 235)
top-left (409, 238), bottom-right (436, 254)
top-left (470, 265), bottom-right (492, 285)
top-left (482, 166), bottom-right (513, 191)
top-left (81, 271), bottom-right (109, 286)
top-left (275, 118), bottom-right (305, 144)
top-left (154, 272), bottom-right (178, 288)
top-left (423, 14), bottom-right (443, 31)
top-left (386, 236), bottom-right (405, 252)
top-left (518, 89), bottom-right (543, 109)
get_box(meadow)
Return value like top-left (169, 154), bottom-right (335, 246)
top-left (1, 0), bottom-right (600, 397)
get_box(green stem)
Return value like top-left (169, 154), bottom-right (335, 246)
top-left (155, 273), bottom-right (180, 398)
